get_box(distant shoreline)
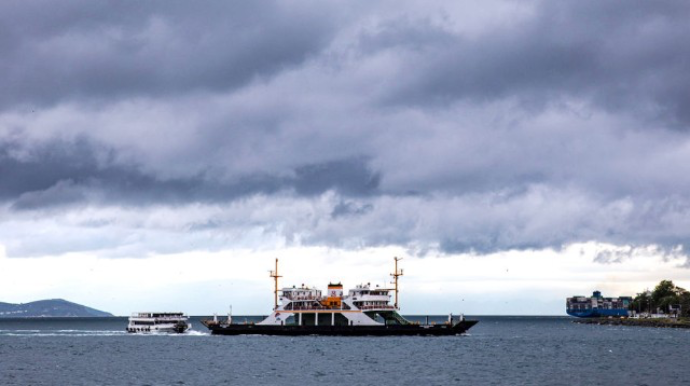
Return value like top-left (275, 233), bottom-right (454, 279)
top-left (575, 317), bottom-right (690, 329)
top-left (0, 299), bottom-right (112, 318)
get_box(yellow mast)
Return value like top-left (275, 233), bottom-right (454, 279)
top-left (269, 258), bottom-right (282, 310)
top-left (390, 257), bottom-right (404, 309)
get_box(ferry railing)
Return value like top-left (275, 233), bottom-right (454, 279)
top-left (129, 315), bottom-right (188, 321)
top-left (289, 305), bottom-right (327, 311)
top-left (281, 296), bottom-right (320, 301)
top-left (285, 304), bottom-right (353, 311)
top-left (357, 305), bottom-right (396, 310)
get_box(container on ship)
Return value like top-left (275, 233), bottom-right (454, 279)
top-left (566, 291), bottom-right (632, 318)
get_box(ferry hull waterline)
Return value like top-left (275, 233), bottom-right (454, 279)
top-left (202, 321), bottom-right (478, 336)
top-left (202, 257), bottom-right (478, 336)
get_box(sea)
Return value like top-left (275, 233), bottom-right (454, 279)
top-left (1, 316), bottom-right (689, 386)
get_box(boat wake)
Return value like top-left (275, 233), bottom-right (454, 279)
top-left (183, 330), bottom-right (209, 336)
top-left (1, 330), bottom-right (128, 337)
top-left (0, 329), bottom-right (211, 337)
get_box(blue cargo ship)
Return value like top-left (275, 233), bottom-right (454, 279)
top-left (566, 291), bottom-right (632, 318)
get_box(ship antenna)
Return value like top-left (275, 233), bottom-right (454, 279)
top-left (390, 257), bottom-right (404, 310)
top-left (269, 258), bottom-right (282, 311)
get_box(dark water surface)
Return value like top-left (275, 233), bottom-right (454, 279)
top-left (1, 316), bottom-right (689, 386)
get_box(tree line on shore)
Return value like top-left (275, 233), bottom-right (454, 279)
top-left (630, 280), bottom-right (690, 317)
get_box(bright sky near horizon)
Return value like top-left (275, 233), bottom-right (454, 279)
top-left (1, 244), bottom-right (686, 316)
top-left (1, 1), bottom-right (690, 315)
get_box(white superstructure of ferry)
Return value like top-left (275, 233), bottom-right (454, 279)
top-left (252, 257), bottom-right (408, 327)
top-left (256, 282), bottom-right (409, 326)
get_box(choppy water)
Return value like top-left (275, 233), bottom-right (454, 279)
top-left (1, 316), bottom-right (689, 385)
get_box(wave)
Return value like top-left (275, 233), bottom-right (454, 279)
top-left (0, 329), bottom-right (41, 332)
top-left (0, 330), bottom-right (127, 336)
top-left (2, 332), bottom-right (127, 337)
top-left (181, 330), bottom-right (209, 336)
top-left (56, 329), bottom-right (124, 333)
top-left (0, 328), bottom-right (209, 337)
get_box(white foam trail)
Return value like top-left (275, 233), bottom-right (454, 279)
top-left (3, 332), bottom-right (127, 337)
top-left (182, 330), bottom-right (209, 336)
top-left (1, 329), bottom-right (209, 337)
top-left (56, 330), bottom-right (124, 333)
top-left (1, 329), bottom-right (128, 336)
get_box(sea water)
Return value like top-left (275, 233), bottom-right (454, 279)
top-left (1, 316), bottom-right (689, 386)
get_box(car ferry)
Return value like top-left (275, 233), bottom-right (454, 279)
top-left (126, 312), bottom-right (191, 333)
top-left (201, 258), bottom-right (477, 336)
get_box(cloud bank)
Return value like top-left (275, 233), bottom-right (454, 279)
top-left (2, 0), bottom-right (690, 261)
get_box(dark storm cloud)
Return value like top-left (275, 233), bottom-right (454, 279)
top-left (0, 0), bottom-right (337, 109)
top-left (2, 0), bottom-right (690, 259)
top-left (0, 137), bottom-right (380, 210)
top-left (295, 159), bottom-right (380, 197)
top-left (374, 1), bottom-right (690, 127)
top-left (330, 200), bottom-right (374, 219)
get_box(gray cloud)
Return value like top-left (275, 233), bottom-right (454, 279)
top-left (1, 1), bottom-right (690, 259)
top-left (331, 200), bottom-right (374, 219)
top-left (0, 136), bottom-right (380, 210)
top-left (0, 0), bottom-right (338, 110)
top-left (371, 1), bottom-right (690, 127)
top-left (11, 180), bottom-right (86, 210)
top-left (295, 160), bottom-right (380, 197)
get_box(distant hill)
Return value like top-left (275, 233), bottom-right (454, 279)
top-left (0, 299), bottom-right (113, 317)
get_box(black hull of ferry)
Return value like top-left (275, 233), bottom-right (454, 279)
top-left (201, 320), bottom-right (477, 336)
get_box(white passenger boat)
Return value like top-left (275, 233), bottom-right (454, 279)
top-left (126, 312), bottom-right (190, 333)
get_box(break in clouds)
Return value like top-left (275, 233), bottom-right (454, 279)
top-left (2, 0), bottom-right (690, 261)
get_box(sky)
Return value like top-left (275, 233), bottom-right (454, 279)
top-left (1, 0), bottom-right (689, 316)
